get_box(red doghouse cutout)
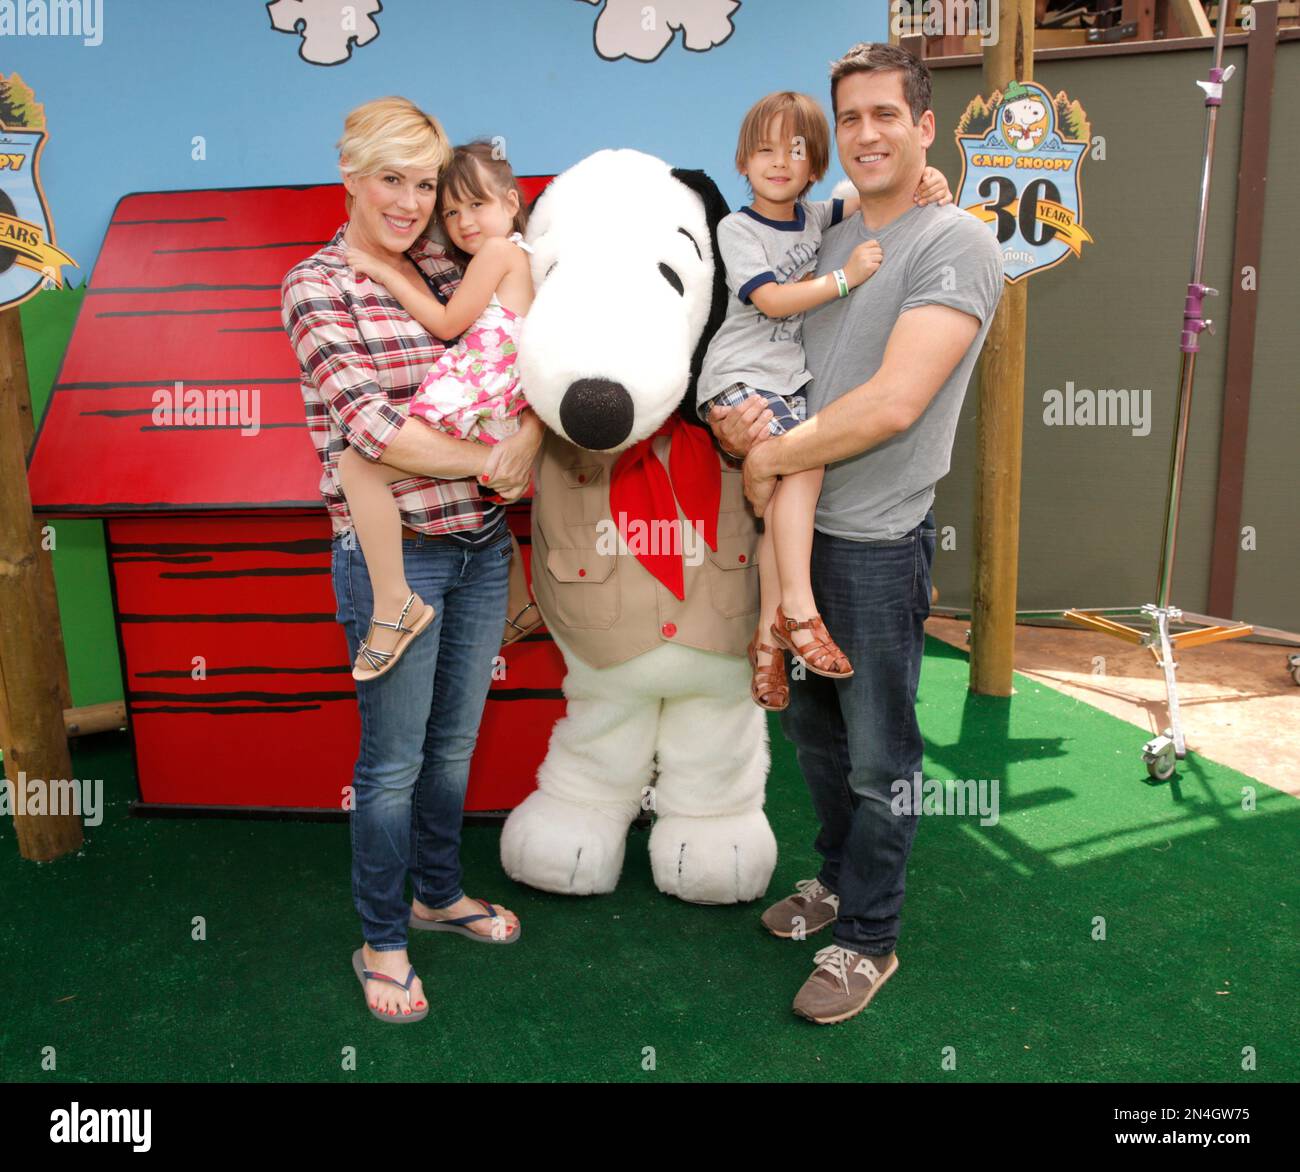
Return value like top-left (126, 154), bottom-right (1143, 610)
top-left (27, 180), bottom-right (564, 813)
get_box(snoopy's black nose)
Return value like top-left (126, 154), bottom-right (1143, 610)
top-left (560, 378), bottom-right (634, 451)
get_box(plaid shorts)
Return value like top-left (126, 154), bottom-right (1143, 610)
top-left (699, 382), bottom-right (808, 436)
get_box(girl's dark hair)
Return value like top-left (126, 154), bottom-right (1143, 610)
top-left (433, 140), bottom-right (529, 269)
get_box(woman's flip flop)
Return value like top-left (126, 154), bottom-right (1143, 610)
top-left (408, 899), bottom-right (521, 944)
top-left (352, 948), bottom-right (428, 1023)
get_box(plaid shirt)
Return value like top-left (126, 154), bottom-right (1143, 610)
top-left (281, 223), bottom-right (500, 537)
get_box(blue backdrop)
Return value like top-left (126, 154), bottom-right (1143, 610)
top-left (4, 0), bottom-right (888, 276)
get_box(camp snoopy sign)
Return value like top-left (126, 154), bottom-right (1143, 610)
top-left (955, 80), bottom-right (1094, 283)
top-left (0, 73), bottom-right (77, 310)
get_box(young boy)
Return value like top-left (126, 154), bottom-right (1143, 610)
top-left (698, 91), bottom-right (950, 710)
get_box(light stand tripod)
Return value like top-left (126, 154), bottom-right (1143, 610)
top-left (1061, 13), bottom-right (1251, 781)
top-left (938, 11), bottom-right (1300, 782)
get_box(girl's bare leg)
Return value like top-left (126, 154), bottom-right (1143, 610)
top-left (337, 445), bottom-right (427, 660)
top-left (770, 466), bottom-right (841, 660)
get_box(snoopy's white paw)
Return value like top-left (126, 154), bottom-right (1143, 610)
top-left (648, 810), bottom-right (777, 905)
top-left (500, 789), bottom-right (632, 896)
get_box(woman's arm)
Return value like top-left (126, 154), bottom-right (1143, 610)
top-left (348, 236), bottom-right (516, 341)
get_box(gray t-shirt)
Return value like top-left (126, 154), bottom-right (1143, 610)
top-left (804, 201), bottom-right (1003, 540)
top-left (697, 197), bottom-right (846, 414)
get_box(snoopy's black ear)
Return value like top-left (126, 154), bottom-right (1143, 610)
top-left (671, 168), bottom-right (730, 426)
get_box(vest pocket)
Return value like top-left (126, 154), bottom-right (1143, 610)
top-left (707, 533), bottom-right (759, 619)
top-left (544, 546), bottom-right (621, 629)
top-left (560, 463), bottom-right (607, 526)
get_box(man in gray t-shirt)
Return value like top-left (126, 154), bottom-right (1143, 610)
top-left (804, 199), bottom-right (1002, 539)
top-left (709, 44), bottom-right (1003, 1027)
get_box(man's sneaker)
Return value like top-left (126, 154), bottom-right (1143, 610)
top-left (760, 878), bottom-right (839, 939)
top-left (792, 944), bottom-right (899, 1025)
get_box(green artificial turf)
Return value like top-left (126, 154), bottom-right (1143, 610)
top-left (2, 637), bottom-right (1296, 1083)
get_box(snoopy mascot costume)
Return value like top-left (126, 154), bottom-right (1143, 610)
top-left (499, 149), bottom-right (777, 905)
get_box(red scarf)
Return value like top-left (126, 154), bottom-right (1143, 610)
top-left (608, 415), bottom-right (720, 601)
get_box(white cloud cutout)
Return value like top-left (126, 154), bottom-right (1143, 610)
top-left (266, 0), bottom-right (383, 66)
top-left (578, 0), bottom-right (741, 62)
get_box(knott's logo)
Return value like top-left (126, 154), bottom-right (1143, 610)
top-left (0, 72), bottom-right (77, 310)
top-left (954, 80), bottom-right (1094, 283)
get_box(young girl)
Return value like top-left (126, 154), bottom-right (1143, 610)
top-left (338, 141), bottom-right (534, 681)
top-left (697, 92), bottom-right (950, 710)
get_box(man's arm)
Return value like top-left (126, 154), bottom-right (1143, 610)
top-left (742, 303), bottom-right (980, 513)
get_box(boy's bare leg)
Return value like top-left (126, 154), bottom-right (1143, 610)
top-left (754, 489), bottom-right (781, 672)
top-left (337, 445), bottom-right (427, 660)
top-left (771, 466), bottom-right (834, 658)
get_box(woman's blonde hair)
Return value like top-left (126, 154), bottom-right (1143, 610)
top-left (735, 92), bottom-right (831, 199)
top-left (336, 96), bottom-right (453, 217)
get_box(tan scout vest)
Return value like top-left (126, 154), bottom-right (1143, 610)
top-left (531, 429), bottom-right (760, 670)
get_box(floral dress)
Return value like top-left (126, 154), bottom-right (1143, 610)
top-left (407, 232), bottom-right (530, 445)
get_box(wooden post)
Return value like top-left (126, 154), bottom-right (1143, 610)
top-left (10, 298), bottom-right (73, 715)
top-left (969, 0), bottom-right (1033, 696)
top-left (1208, 0), bottom-right (1278, 616)
top-left (0, 307), bottom-right (83, 861)
top-left (1124, 0), bottom-right (1158, 41)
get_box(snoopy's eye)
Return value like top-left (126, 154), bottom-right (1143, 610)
top-left (659, 263), bottom-right (683, 296)
top-left (545, 261), bottom-right (558, 279)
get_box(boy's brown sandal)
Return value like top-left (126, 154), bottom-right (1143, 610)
top-left (771, 605), bottom-right (854, 678)
top-left (748, 632), bottom-right (789, 711)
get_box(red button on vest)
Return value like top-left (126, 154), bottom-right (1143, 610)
top-left (738, 553), bottom-right (747, 563)
top-left (661, 622), bottom-right (677, 638)
top-left (578, 568), bottom-right (586, 577)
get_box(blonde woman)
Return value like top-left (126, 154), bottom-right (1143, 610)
top-left (281, 98), bottom-right (541, 1023)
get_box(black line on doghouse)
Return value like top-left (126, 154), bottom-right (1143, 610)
top-left (130, 704), bottom-right (323, 716)
top-left (111, 216), bottom-right (229, 225)
top-left (136, 664), bottom-right (352, 678)
top-left (95, 306), bottom-right (280, 318)
top-left (153, 240), bottom-right (328, 254)
top-left (119, 612), bottom-right (336, 623)
top-left (113, 538), bottom-right (330, 555)
top-left (486, 688), bottom-right (566, 701)
top-left (129, 689), bottom-right (356, 703)
top-left (158, 566), bottom-right (329, 579)
top-left (86, 283), bottom-right (282, 295)
top-left (112, 555), bottom-right (214, 564)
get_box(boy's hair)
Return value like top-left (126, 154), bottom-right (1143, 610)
top-left (734, 92), bottom-right (831, 200)
top-left (337, 96), bottom-right (452, 217)
top-left (433, 140), bottom-right (530, 268)
top-left (830, 42), bottom-right (933, 125)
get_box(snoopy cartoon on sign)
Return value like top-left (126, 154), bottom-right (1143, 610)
top-left (1000, 80), bottom-right (1050, 152)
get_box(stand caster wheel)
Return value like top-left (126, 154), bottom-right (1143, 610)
top-left (1143, 734), bottom-right (1177, 781)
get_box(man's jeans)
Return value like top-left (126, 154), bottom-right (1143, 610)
top-left (332, 528), bottom-right (511, 951)
top-left (779, 509), bottom-right (936, 956)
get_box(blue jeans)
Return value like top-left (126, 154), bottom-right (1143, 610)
top-left (331, 528), bottom-right (511, 951)
top-left (779, 509), bottom-right (936, 956)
